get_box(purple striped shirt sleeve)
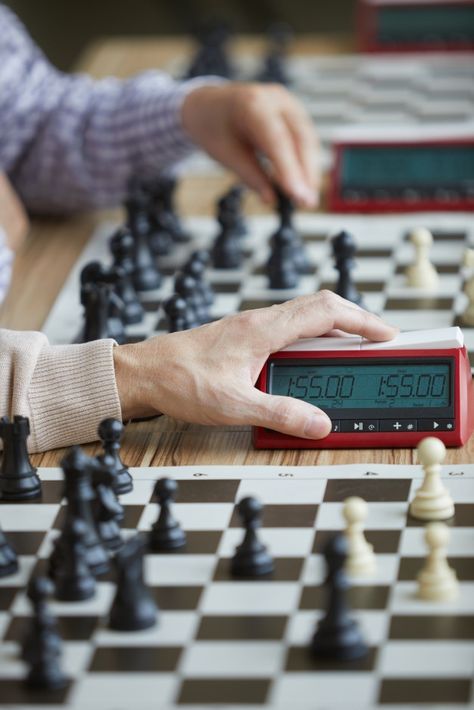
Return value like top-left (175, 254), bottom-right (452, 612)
top-left (0, 227), bottom-right (13, 304)
top-left (0, 4), bottom-right (219, 214)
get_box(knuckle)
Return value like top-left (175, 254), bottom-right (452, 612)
top-left (318, 289), bottom-right (337, 312)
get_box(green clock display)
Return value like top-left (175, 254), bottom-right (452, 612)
top-left (340, 145), bottom-right (474, 192)
top-left (377, 4), bottom-right (474, 45)
top-left (270, 361), bottom-right (451, 410)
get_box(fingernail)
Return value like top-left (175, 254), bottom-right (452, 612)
top-left (303, 414), bottom-right (331, 438)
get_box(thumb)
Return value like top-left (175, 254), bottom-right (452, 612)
top-left (250, 390), bottom-right (332, 439)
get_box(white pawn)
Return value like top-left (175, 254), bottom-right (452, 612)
top-left (342, 496), bottom-right (376, 577)
top-left (409, 437), bottom-right (454, 521)
top-left (405, 228), bottom-right (439, 289)
top-left (461, 249), bottom-right (474, 327)
top-left (417, 522), bottom-right (459, 602)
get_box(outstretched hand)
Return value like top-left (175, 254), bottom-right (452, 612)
top-left (113, 292), bottom-right (398, 440)
top-left (181, 82), bottom-right (319, 209)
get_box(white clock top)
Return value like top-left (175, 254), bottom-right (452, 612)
top-left (283, 327), bottom-right (464, 353)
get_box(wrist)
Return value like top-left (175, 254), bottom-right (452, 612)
top-left (113, 343), bottom-right (155, 420)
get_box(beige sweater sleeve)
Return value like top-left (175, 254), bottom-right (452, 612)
top-left (0, 329), bottom-right (122, 452)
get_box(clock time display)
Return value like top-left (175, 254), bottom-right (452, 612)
top-left (270, 361), bottom-right (451, 410)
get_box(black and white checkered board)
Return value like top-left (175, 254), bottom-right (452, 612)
top-left (0, 464), bottom-right (473, 709)
top-left (42, 211), bottom-right (474, 369)
top-left (166, 54), bottom-right (474, 173)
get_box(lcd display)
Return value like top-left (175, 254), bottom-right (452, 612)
top-left (270, 362), bottom-right (451, 409)
top-left (340, 145), bottom-right (474, 191)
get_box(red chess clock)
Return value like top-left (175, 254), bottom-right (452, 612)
top-left (254, 327), bottom-right (474, 449)
top-left (357, 0), bottom-right (474, 53)
top-left (328, 130), bottom-right (474, 213)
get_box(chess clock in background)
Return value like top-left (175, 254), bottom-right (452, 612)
top-left (253, 328), bottom-right (474, 449)
top-left (328, 133), bottom-right (474, 213)
top-left (358, 0), bottom-right (474, 52)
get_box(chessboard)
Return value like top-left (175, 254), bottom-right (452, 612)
top-left (166, 54), bottom-right (474, 173)
top-left (1, 463), bottom-right (473, 709)
top-left (42, 210), bottom-right (474, 370)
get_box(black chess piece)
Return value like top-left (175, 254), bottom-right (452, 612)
top-left (50, 447), bottom-right (109, 577)
top-left (257, 22), bottom-right (292, 85)
top-left (212, 221), bottom-right (244, 269)
top-left (108, 534), bottom-right (158, 631)
top-left (97, 418), bottom-right (133, 495)
top-left (80, 279), bottom-right (126, 345)
top-left (147, 175), bottom-right (191, 244)
top-left (183, 251), bottom-right (214, 308)
top-left (125, 195), bottom-right (162, 292)
top-left (175, 272), bottom-right (207, 325)
top-left (0, 416), bottom-right (41, 500)
top-left (22, 577), bottom-right (67, 690)
top-left (108, 229), bottom-right (145, 325)
top-left (266, 228), bottom-right (299, 289)
top-left (221, 185), bottom-right (247, 237)
top-left (331, 231), bottom-right (365, 308)
top-left (310, 533), bottom-right (369, 661)
top-left (186, 20), bottom-right (234, 79)
top-left (0, 525), bottom-right (18, 577)
top-left (162, 294), bottom-right (193, 332)
top-left (149, 478), bottom-right (186, 551)
top-left (275, 188), bottom-right (312, 274)
top-left (91, 453), bottom-right (124, 551)
top-left (231, 497), bottom-right (274, 578)
top-left (80, 262), bottom-right (127, 343)
top-left (53, 518), bottom-right (96, 602)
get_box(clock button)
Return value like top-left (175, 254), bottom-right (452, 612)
top-left (331, 420), bottom-right (341, 433)
top-left (340, 420), bottom-right (379, 433)
top-left (418, 419), bottom-right (455, 432)
top-left (380, 419), bottom-right (417, 432)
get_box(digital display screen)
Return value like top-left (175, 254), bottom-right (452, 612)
top-left (270, 361), bottom-right (451, 410)
top-left (378, 5), bottom-right (474, 44)
top-left (341, 145), bottom-right (474, 191)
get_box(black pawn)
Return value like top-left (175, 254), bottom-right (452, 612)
top-left (162, 294), bottom-right (193, 333)
top-left (175, 272), bottom-right (206, 325)
top-left (0, 525), bottom-right (18, 577)
top-left (331, 231), bottom-right (365, 308)
top-left (53, 518), bottom-right (96, 602)
top-left (125, 196), bottom-right (162, 292)
top-left (55, 447), bottom-right (110, 577)
top-left (149, 478), bottom-right (186, 551)
top-left (109, 534), bottom-right (158, 631)
top-left (310, 533), bottom-right (368, 661)
top-left (22, 577), bottom-right (66, 690)
top-left (0, 415), bottom-right (41, 500)
top-left (267, 229), bottom-right (299, 289)
top-left (212, 226), bottom-right (243, 269)
top-left (91, 453), bottom-right (124, 551)
top-left (231, 497), bottom-right (274, 578)
top-left (109, 228), bottom-right (145, 325)
top-left (275, 188), bottom-right (312, 274)
top-left (97, 418), bottom-right (133, 495)
top-left (183, 251), bottom-right (214, 308)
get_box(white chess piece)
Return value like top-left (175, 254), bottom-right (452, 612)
top-left (417, 522), bottom-right (459, 602)
top-left (409, 437), bottom-right (455, 521)
top-left (405, 228), bottom-right (439, 289)
top-left (461, 249), bottom-right (474, 326)
top-left (342, 496), bottom-right (376, 577)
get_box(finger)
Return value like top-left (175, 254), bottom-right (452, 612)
top-left (242, 111), bottom-right (313, 207)
top-left (266, 292), bottom-right (398, 350)
top-left (283, 108), bottom-right (320, 206)
top-left (209, 136), bottom-right (275, 204)
top-left (250, 389), bottom-right (332, 439)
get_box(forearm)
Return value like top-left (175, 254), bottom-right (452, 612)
top-left (0, 330), bottom-right (121, 452)
top-left (0, 5), bottom-right (209, 214)
top-left (9, 71), bottom-right (205, 214)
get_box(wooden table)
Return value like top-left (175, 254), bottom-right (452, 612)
top-left (1, 34), bottom-right (472, 467)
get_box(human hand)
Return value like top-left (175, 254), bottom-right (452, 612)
top-left (0, 173), bottom-right (29, 252)
top-left (113, 292), bottom-right (398, 439)
top-left (181, 82), bottom-right (319, 209)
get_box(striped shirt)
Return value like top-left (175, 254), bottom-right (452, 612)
top-left (0, 4), bottom-right (211, 303)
